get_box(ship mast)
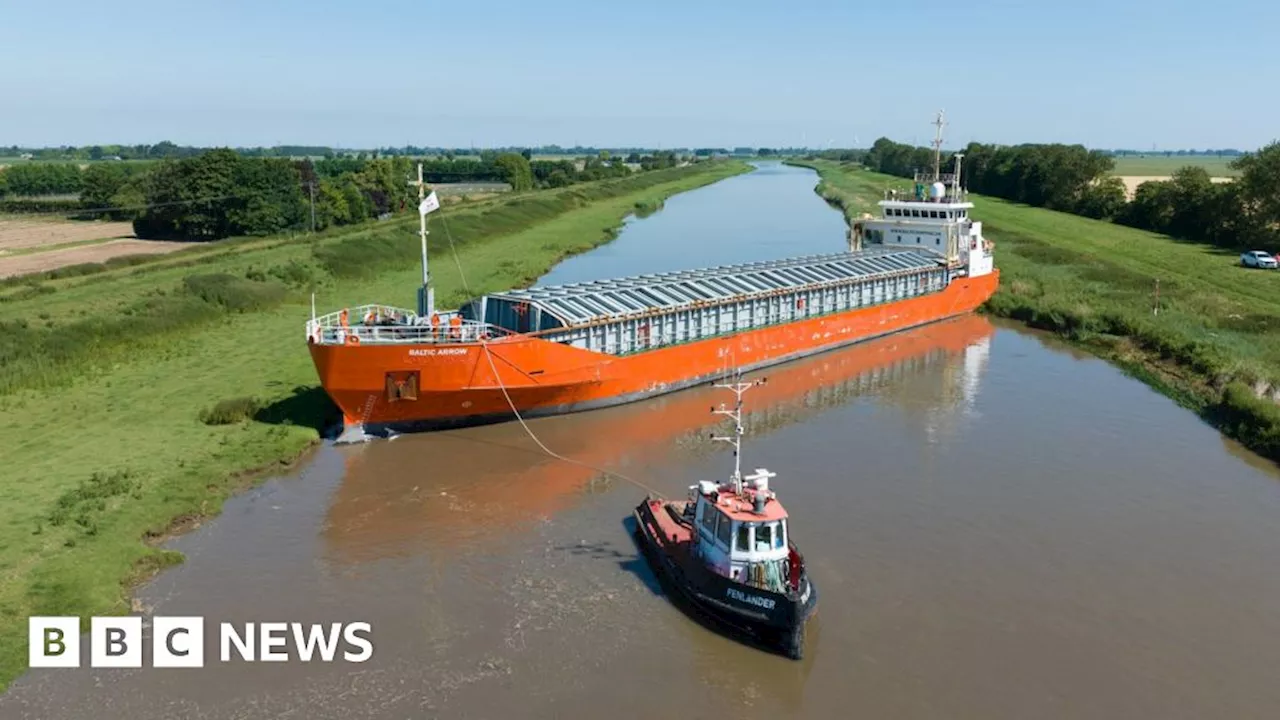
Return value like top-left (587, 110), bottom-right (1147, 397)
top-left (931, 110), bottom-right (946, 183)
top-left (711, 370), bottom-right (766, 494)
top-left (411, 163), bottom-right (436, 317)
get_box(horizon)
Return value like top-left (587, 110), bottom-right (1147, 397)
top-left (2, 0), bottom-right (1277, 150)
top-left (0, 142), bottom-right (1262, 156)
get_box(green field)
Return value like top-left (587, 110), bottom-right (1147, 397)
top-left (1109, 154), bottom-right (1242, 177)
top-left (795, 159), bottom-right (1280, 460)
top-left (0, 159), bottom-right (750, 692)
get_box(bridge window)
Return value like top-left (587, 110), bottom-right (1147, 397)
top-left (736, 523), bottom-right (750, 552)
top-left (716, 511), bottom-right (732, 547)
top-left (755, 523), bottom-right (773, 551)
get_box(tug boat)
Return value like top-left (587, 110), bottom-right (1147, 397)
top-left (633, 372), bottom-right (817, 659)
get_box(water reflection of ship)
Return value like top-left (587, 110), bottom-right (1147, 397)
top-left (676, 317), bottom-right (993, 454)
top-left (322, 315), bottom-right (996, 563)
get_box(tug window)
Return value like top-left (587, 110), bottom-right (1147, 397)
top-left (700, 505), bottom-right (717, 536)
top-left (736, 524), bottom-right (750, 552)
top-left (776, 520), bottom-right (787, 549)
top-left (755, 524), bottom-right (773, 551)
top-left (716, 512), bottom-right (732, 547)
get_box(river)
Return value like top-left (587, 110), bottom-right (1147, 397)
top-left (6, 162), bottom-right (1280, 719)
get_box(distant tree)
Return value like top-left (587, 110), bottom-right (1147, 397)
top-left (89, 146), bottom-right (103, 161)
top-left (545, 170), bottom-right (573, 188)
top-left (81, 163), bottom-right (141, 218)
top-left (2, 163), bottom-right (83, 196)
top-left (493, 152), bottom-right (534, 191)
top-left (520, 148), bottom-right (533, 161)
top-left (1074, 177), bottom-right (1127, 220)
top-left (133, 149), bottom-right (306, 240)
top-left (1231, 142), bottom-right (1280, 245)
top-left (1120, 180), bottom-right (1177, 235)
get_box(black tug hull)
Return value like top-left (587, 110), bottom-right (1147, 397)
top-left (633, 497), bottom-right (818, 659)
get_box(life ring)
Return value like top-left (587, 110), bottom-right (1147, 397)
top-left (345, 334), bottom-right (360, 346)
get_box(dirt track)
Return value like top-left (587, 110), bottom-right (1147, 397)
top-left (0, 238), bottom-right (190, 278)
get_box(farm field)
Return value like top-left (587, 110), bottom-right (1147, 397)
top-left (1107, 154), bottom-right (1240, 199)
top-left (0, 218), bottom-right (197, 278)
top-left (0, 218), bottom-right (135, 252)
top-left (1115, 174), bottom-right (1234, 200)
top-left (1109, 154), bottom-right (1241, 177)
top-left (0, 238), bottom-right (191, 278)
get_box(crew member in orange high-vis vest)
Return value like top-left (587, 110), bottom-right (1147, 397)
top-left (430, 312), bottom-right (441, 341)
top-left (449, 314), bottom-right (462, 341)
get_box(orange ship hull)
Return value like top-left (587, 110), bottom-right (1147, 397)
top-left (309, 270), bottom-right (999, 433)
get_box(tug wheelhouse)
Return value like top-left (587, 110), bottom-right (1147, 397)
top-left (690, 472), bottom-right (793, 591)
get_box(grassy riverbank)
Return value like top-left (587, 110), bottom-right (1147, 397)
top-left (792, 159), bottom-right (1280, 463)
top-left (0, 159), bottom-right (750, 692)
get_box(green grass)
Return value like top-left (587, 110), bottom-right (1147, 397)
top-left (0, 159), bottom-right (751, 692)
top-left (793, 159), bottom-right (1280, 462)
top-left (1109, 154), bottom-right (1241, 177)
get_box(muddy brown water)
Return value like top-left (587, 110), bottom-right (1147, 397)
top-left (6, 164), bottom-right (1280, 719)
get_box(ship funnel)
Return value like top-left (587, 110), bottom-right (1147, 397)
top-left (753, 492), bottom-right (767, 514)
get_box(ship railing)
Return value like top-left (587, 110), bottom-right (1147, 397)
top-left (882, 187), bottom-right (968, 203)
top-left (913, 171), bottom-right (957, 185)
top-left (306, 304), bottom-right (516, 345)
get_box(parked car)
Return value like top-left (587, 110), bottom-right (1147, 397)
top-left (1241, 251), bottom-right (1277, 269)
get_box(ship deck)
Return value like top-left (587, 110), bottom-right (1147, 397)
top-left (483, 246), bottom-right (944, 326)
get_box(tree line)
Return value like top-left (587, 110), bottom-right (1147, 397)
top-left (3, 142), bottom-right (702, 163)
top-left (855, 137), bottom-right (1280, 251)
top-left (52, 147), bottom-right (687, 241)
top-left (0, 149), bottom-right (685, 200)
top-left (0, 163), bottom-right (85, 196)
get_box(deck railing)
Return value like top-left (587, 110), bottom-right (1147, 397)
top-left (306, 303), bottom-right (516, 345)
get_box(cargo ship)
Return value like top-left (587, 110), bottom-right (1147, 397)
top-left (306, 117), bottom-right (998, 442)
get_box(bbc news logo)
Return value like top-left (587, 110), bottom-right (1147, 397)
top-left (29, 617), bottom-right (373, 668)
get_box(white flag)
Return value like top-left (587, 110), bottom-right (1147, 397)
top-left (419, 190), bottom-right (441, 216)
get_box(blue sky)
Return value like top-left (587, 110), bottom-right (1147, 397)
top-left (2, 0), bottom-right (1275, 150)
